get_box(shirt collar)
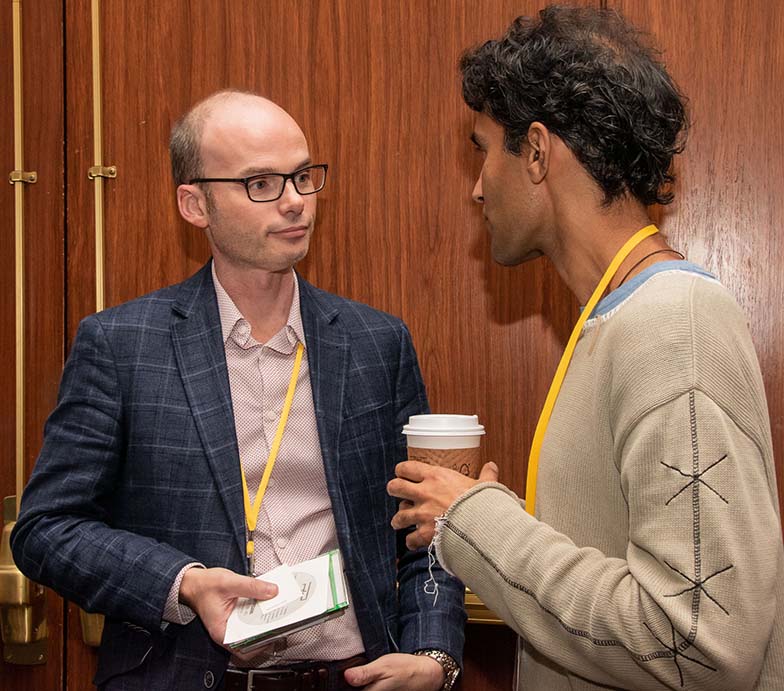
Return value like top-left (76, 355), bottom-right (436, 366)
top-left (211, 262), bottom-right (306, 351)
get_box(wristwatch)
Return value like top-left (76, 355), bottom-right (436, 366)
top-left (414, 649), bottom-right (460, 690)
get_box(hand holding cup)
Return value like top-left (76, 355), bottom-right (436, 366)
top-left (389, 414), bottom-right (497, 549)
top-left (389, 459), bottom-right (499, 549)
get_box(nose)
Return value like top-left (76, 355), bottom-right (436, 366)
top-left (278, 178), bottom-right (305, 214)
top-left (472, 175), bottom-right (484, 204)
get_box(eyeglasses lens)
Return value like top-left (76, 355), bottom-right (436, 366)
top-left (247, 166), bottom-right (326, 202)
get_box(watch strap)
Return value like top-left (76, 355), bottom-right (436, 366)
top-left (414, 648), bottom-right (460, 690)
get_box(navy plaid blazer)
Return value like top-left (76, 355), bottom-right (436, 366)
top-left (12, 263), bottom-right (465, 690)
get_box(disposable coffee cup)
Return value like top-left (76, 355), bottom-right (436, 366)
top-left (402, 414), bottom-right (485, 478)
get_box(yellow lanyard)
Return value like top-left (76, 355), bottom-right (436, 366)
top-left (242, 341), bottom-right (305, 569)
top-left (525, 224), bottom-right (659, 515)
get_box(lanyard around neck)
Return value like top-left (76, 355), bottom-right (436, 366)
top-left (242, 340), bottom-right (305, 563)
top-left (524, 224), bottom-right (659, 515)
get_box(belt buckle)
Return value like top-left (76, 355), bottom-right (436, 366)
top-left (246, 667), bottom-right (295, 691)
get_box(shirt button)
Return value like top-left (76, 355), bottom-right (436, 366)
top-left (276, 537), bottom-right (288, 550)
top-left (264, 410), bottom-right (277, 423)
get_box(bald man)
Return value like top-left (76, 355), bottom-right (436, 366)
top-left (12, 91), bottom-right (464, 691)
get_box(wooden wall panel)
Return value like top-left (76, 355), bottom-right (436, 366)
top-left (462, 624), bottom-right (518, 689)
top-left (0, 1), bottom-right (65, 689)
top-left (65, 0), bottom-right (103, 345)
top-left (614, 0), bottom-right (784, 512)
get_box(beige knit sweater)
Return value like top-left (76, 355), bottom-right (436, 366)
top-left (436, 271), bottom-right (783, 690)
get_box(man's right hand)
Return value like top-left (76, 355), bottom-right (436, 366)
top-left (179, 567), bottom-right (278, 650)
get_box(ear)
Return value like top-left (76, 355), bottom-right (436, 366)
top-left (176, 184), bottom-right (210, 229)
top-left (525, 122), bottom-right (550, 184)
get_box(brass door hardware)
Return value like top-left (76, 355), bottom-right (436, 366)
top-left (87, 165), bottom-right (116, 180)
top-left (89, 0), bottom-right (115, 313)
top-left (12, 0), bottom-right (28, 513)
top-left (79, 610), bottom-right (104, 647)
top-left (64, 3), bottom-right (115, 646)
top-left (6, 1), bottom-right (49, 666)
top-left (0, 497), bottom-right (47, 665)
top-left (8, 170), bottom-right (36, 184)
top-left (78, 3), bottom-right (112, 645)
top-left (77, 0), bottom-right (112, 642)
top-left (465, 588), bottom-right (504, 625)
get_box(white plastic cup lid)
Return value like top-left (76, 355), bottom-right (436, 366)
top-left (402, 414), bottom-right (485, 437)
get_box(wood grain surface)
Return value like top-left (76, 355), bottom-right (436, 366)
top-left (0, 1), bottom-right (65, 689)
top-left (2, 1), bottom-right (781, 689)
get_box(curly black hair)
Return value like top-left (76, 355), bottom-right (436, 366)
top-left (460, 5), bottom-right (688, 206)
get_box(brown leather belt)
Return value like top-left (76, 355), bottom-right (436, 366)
top-left (221, 655), bottom-right (367, 691)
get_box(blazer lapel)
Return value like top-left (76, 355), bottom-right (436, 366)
top-left (170, 264), bottom-right (246, 561)
top-left (298, 277), bottom-right (352, 550)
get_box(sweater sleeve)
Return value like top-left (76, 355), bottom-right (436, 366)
top-left (435, 388), bottom-right (780, 690)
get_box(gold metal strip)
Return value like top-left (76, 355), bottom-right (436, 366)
top-left (75, 0), bottom-right (112, 649)
top-left (3, 1), bottom-right (48, 666)
top-left (90, 0), bottom-right (114, 312)
top-left (465, 588), bottom-right (505, 625)
top-left (12, 0), bottom-right (25, 515)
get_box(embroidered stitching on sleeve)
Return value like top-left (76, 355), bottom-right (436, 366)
top-left (654, 390), bottom-right (733, 685)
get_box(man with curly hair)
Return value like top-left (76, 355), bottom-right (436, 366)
top-left (389, 6), bottom-right (783, 690)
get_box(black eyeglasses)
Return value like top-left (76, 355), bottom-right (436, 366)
top-left (190, 164), bottom-right (328, 203)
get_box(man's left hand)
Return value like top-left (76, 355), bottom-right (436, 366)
top-left (388, 461), bottom-right (499, 550)
top-left (343, 652), bottom-right (444, 690)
